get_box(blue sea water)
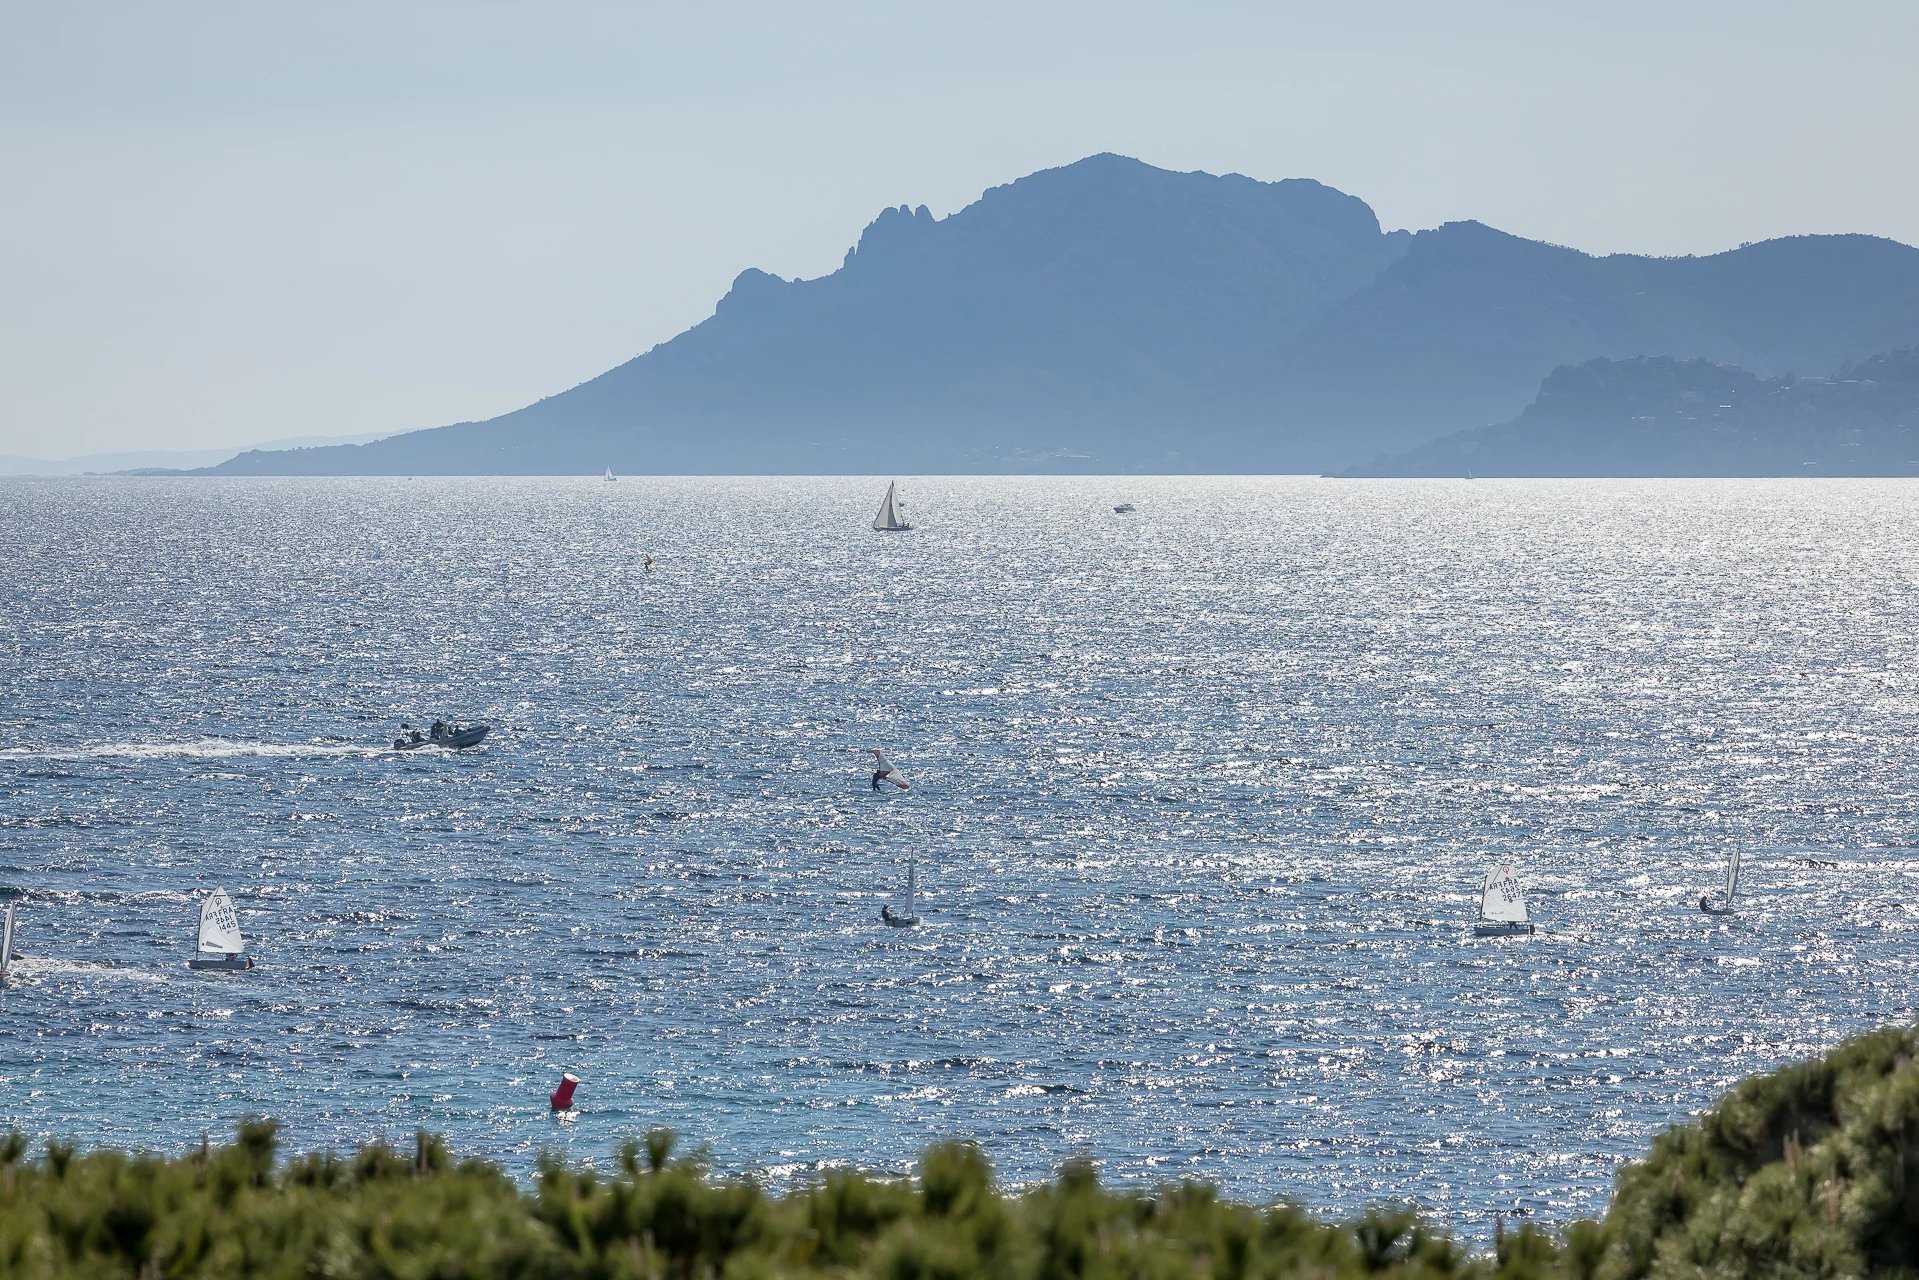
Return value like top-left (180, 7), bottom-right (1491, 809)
top-left (2, 475), bottom-right (1917, 1232)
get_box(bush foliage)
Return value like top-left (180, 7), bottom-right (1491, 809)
top-left (6, 1024), bottom-right (1919, 1278)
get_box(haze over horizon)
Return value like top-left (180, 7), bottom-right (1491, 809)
top-left (6, 0), bottom-right (1917, 457)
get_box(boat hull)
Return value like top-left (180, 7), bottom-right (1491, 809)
top-left (1472, 921), bottom-right (1534, 937)
top-left (392, 725), bottom-right (490, 751)
top-left (188, 955), bottom-right (255, 970)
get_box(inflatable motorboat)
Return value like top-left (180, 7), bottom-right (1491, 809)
top-left (392, 722), bottom-right (491, 751)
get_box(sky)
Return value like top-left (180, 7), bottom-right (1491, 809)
top-left (4, 0), bottom-right (1916, 458)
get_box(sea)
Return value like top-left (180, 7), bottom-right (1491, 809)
top-left (2, 475), bottom-right (1916, 1233)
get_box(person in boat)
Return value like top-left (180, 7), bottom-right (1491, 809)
top-left (880, 904), bottom-right (901, 925)
top-left (431, 720), bottom-right (448, 740)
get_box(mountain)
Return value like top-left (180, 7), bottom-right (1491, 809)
top-left (198, 155), bottom-right (1919, 476)
top-left (1207, 225), bottom-right (1919, 466)
top-left (0, 432), bottom-right (393, 477)
top-left (1346, 347), bottom-right (1919, 476)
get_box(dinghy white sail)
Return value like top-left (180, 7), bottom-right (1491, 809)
top-left (188, 888), bottom-right (255, 970)
top-left (1, 903), bottom-right (14, 982)
top-left (880, 858), bottom-right (921, 927)
top-left (1473, 863), bottom-right (1534, 936)
top-left (872, 481), bottom-right (913, 531)
top-left (604, 467), bottom-right (616, 482)
top-left (870, 748), bottom-right (909, 790)
top-left (1701, 849), bottom-right (1741, 915)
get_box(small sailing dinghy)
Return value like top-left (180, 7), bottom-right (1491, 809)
top-left (1, 903), bottom-right (15, 983)
top-left (187, 888), bottom-right (255, 970)
top-left (604, 467), bottom-right (616, 482)
top-left (870, 748), bottom-right (909, 791)
top-left (1473, 863), bottom-right (1535, 937)
top-left (880, 859), bottom-right (921, 927)
top-left (872, 481), bottom-right (913, 531)
top-left (1701, 849), bottom-right (1741, 915)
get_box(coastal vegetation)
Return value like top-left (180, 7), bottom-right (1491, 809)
top-left (4, 1023), bottom-right (1919, 1278)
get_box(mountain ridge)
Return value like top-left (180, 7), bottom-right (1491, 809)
top-left (194, 155), bottom-right (1919, 476)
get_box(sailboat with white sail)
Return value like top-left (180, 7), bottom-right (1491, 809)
top-left (187, 888), bottom-right (255, 970)
top-left (1, 903), bottom-right (15, 983)
top-left (872, 481), bottom-right (913, 531)
top-left (1473, 863), bottom-right (1535, 936)
top-left (880, 859), bottom-right (921, 927)
top-left (1700, 849), bottom-right (1741, 915)
top-left (604, 467), bottom-right (616, 482)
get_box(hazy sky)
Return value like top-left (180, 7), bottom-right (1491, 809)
top-left (4, 1), bottom-right (1915, 457)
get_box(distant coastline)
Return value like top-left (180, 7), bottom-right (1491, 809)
top-left (136, 155), bottom-right (1919, 481)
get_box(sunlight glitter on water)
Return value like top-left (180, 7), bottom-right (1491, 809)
top-left (2, 476), bottom-right (1917, 1233)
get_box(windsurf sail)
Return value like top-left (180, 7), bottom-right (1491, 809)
top-left (198, 889), bottom-right (244, 954)
top-left (1479, 864), bottom-right (1528, 924)
top-left (873, 481), bottom-right (911, 531)
top-left (905, 859), bottom-right (918, 920)
top-left (871, 748), bottom-right (909, 789)
top-left (1, 904), bottom-right (13, 978)
top-left (1725, 849), bottom-right (1741, 905)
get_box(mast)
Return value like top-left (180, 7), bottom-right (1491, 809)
top-left (906, 859), bottom-right (917, 920)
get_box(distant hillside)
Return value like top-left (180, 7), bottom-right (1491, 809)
top-left (199, 155), bottom-right (1919, 476)
top-left (0, 432), bottom-right (392, 477)
top-left (1346, 348), bottom-right (1919, 476)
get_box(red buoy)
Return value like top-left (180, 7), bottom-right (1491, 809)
top-left (550, 1072), bottom-right (580, 1111)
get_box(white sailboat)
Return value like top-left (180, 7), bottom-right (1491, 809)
top-left (1701, 849), bottom-right (1741, 915)
top-left (187, 888), bottom-right (255, 970)
top-left (880, 858), bottom-right (921, 927)
top-left (872, 481), bottom-right (913, 532)
top-left (1473, 863), bottom-right (1534, 936)
top-left (1, 903), bottom-right (15, 982)
top-left (870, 748), bottom-right (910, 791)
top-left (604, 467), bottom-right (616, 482)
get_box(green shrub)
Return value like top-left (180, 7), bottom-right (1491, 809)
top-left (8, 1025), bottom-right (1919, 1277)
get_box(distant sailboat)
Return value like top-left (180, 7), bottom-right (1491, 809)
top-left (870, 748), bottom-right (909, 791)
top-left (1701, 849), bottom-right (1741, 915)
top-left (872, 481), bottom-right (913, 531)
top-left (880, 859), bottom-right (921, 927)
top-left (1, 903), bottom-right (15, 983)
top-left (1473, 863), bottom-right (1535, 937)
top-left (187, 888), bottom-right (255, 970)
top-left (604, 467), bottom-right (616, 482)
